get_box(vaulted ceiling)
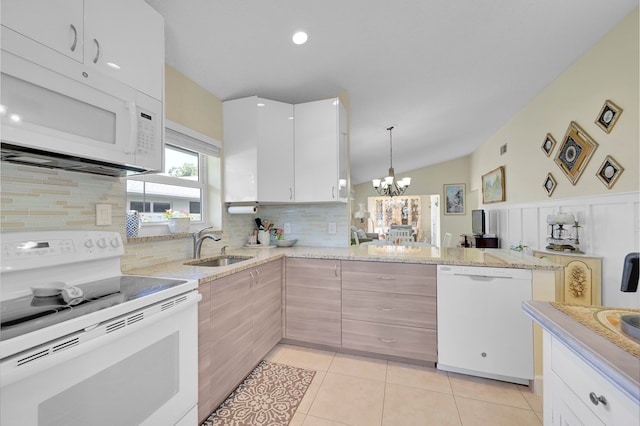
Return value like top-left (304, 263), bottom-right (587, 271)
top-left (146, 0), bottom-right (637, 184)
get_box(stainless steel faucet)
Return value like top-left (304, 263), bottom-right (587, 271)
top-left (193, 226), bottom-right (221, 258)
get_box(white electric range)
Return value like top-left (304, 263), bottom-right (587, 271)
top-left (0, 230), bottom-right (200, 426)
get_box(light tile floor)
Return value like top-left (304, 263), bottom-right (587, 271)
top-left (265, 344), bottom-right (543, 426)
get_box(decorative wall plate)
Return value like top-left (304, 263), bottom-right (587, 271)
top-left (543, 173), bottom-right (557, 197)
top-left (595, 100), bottom-right (622, 134)
top-left (541, 133), bottom-right (556, 157)
top-left (554, 121), bottom-right (598, 185)
top-left (596, 155), bottom-right (624, 189)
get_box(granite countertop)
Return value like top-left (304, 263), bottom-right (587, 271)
top-left (125, 245), bottom-right (560, 286)
top-left (522, 300), bottom-right (640, 405)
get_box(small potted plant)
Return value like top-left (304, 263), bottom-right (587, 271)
top-left (165, 209), bottom-right (191, 234)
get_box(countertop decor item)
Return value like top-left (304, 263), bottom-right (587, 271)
top-left (371, 126), bottom-right (411, 197)
top-left (554, 121), bottom-right (598, 185)
top-left (275, 239), bottom-right (298, 247)
top-left (595, 99), bottom-right (623, 134)
top-left (126, 210), bottom-right (141, 237)
top-left (168, 217), bottom-right (190, 234)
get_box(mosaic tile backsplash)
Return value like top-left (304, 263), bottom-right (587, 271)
top-left (1, 163), bottom-right (349, 271)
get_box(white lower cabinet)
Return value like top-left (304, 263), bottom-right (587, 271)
top-left (544, 332), bottom-right (637, 425)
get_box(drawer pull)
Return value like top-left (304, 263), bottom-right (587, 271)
top-left (589, 392), bottom-right (607, 406)
top-left (375, 275), bottom-right (396, 281)
top-left (376, 306), bottom-right (395, 311)
top-left (378, 337), bottom-right (397, 343)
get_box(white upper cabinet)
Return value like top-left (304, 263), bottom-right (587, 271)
top-left (1, 0), bottom-right (164, 100)
top-left (295, 97), bottom-right (348, 203)
top-left (1, 0), bottom-right (84, 62)
top-left (83, 0), bottom-right (164, 100)
top-left (224, 96), bottom-right (295, 203)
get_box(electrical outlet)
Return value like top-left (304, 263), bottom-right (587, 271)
top-left (500, 143), bottom-right (507, 155)
top-left (284, 223), bottom-right (292, 234)
top-left (96, 204), bottom-right (112, 226)
top-left (328, 223), bottom-right (337, 234)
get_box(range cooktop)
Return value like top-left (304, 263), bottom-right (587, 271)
top-left (0, 275), bottom-right (188, 341)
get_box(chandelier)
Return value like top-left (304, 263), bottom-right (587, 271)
top-left (372, 126), bottom-right (411, 197)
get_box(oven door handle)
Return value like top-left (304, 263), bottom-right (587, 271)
top-left (0, 291), bottom-right (201, 386)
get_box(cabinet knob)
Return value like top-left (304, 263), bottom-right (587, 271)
top-left (481, 352), bottom-right (487, 357)
top-left (589, 392), bottom-right (607, 406)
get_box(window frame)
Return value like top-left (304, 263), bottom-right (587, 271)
top-left (126, 120), bottom-right (221, 237)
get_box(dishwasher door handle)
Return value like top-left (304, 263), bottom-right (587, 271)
top-left (453, 274), bottom-right (511, 281)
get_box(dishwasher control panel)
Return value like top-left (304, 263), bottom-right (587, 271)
top-left (437, 265), bottom-right (531, 280)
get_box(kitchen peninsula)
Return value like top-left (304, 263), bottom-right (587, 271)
top-left (126, 245), bottom-right (560, 422)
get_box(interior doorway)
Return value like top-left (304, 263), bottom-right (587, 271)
top-left (362, 195), bottom-right (440, 244)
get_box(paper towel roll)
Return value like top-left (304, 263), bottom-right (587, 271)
top-left (228, 206), bottom-right (258, 215)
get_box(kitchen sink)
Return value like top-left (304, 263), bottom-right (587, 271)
top-left (185, 255), bottom-right (253, 267)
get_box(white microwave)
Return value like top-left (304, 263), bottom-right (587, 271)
top-left (0, 51), bottom-right (163, 177)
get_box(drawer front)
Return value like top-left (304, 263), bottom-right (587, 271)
top-left (551, 337), bottom-right (638, 424)
top-left (342, 318), bottom-right (436, 361)
top-left (342, 260), bottom-right (436, 296)
top-left (342, 289), bottom-right (436, 329)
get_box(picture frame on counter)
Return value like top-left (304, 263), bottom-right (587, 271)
top-left (443, 183), bottom-right (465, 215)
top-left (481, 166), bottom-right (505, 204)
top-left (596, 155), bottom-right (624, 189)
top-left (554, 121), bottom-right (598, 185)
top-left (543, 173), bottom-right (557, 197)
top-left (541, 133), bottom-right (556, 157)
top-left (595, 99), bottom-right (622, 134)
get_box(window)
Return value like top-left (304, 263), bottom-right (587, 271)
top-left (127, 122), bottom-right (221, 234)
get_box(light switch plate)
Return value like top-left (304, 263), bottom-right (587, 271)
top-left (96, 204), bottom-right (112, 226)
top-left (328, 222), bottom-right (337, 234)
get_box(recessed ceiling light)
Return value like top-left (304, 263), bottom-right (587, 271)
top-left (257, 102), bottom-right (265, 107)
top-left (292, 31), bottom-right (308, 45)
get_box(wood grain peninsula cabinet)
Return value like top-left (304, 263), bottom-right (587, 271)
top-left (198, 259), bottom-right (282, 423)
top-left (341, 261), bottom-right (438, 362)
top-left (285, 258), bottom-right (342, 346)
top-left (533, 251), bottom-right (602, 305)
top-left (1, 0), bottom-right (164, 100)
top-left (223, 96), bottom-right (295, 203)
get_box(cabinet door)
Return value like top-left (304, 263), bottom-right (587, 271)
top-left (285, 258), bottom-right (342, 346)
top-left (258, 99), bottom-right (295, 202)
top-left (84, 0), bottom-right (164, 99)
top-left (252, 260), bottom-right (283, 364)
top-left (1, 0), bottom-right (84, 62)
top-left (295, 98), bottom-right (344, 202)
top-left (209, 271), bottom-right (254, 409)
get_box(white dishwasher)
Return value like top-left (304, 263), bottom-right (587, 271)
top-left (437, 265), bottom-right (533, 385)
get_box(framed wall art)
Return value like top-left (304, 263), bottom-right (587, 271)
top-left (554, 121), bottom-right (598, 185)
top-left (443, 183), bottom-right (465, 215)
top-left (596, 155), bottom-right (624, 189)
top-left (543, 173), bottom-right (557, 197)
top-left (481, 166), bottom-right (505, 204)
top-left (595, 100), bottom-right (622, 134)
top-left (541, 133), bottom-right (556, 157)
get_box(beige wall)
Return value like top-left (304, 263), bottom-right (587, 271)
top-left (353, 155), bottom-right (471, 245)
top-left (165, 65), bottom-right (223, 141)
top-left (470, 8), bottom-right (639, 204)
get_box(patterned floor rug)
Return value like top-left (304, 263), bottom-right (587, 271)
top-left (201, 360), bottom-right (316, 426)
